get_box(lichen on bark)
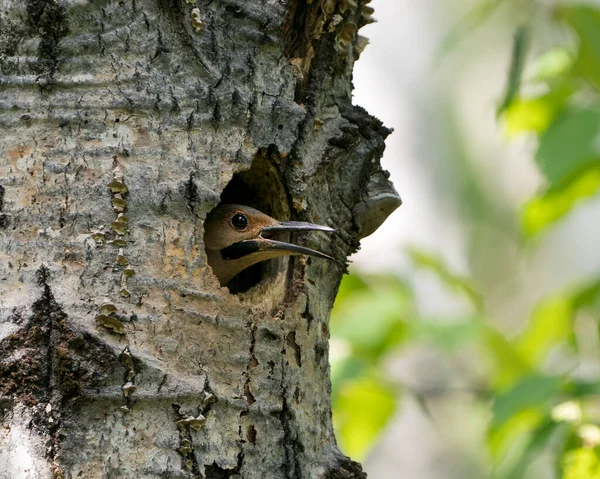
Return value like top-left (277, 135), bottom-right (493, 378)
top-left (0, 0), bottom-right (399, 477)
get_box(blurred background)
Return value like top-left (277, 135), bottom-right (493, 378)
top-left (331, 0), bottom-right (600, 477)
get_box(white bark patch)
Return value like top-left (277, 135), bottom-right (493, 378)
top-left (0, 404), bottom-right (52, 479)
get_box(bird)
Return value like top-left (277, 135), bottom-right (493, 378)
top-left (204, 204), bottom-right (335, 286)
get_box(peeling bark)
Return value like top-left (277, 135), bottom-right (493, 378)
top-left (0, 0), bottom-right (399, 477)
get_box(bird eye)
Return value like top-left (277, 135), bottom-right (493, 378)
top-left (231, 213), bottom-right (248, 230)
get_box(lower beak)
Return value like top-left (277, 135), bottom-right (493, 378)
top-left (259, 238), bottom-right (334, 260)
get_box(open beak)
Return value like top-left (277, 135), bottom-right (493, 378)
top-left (219, 220), bottom-right (336, 262)
top-left (258, 220), bottom-right (335, 260)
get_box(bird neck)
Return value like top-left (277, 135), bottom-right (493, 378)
top-left (207, 248), bottom-right (292, 286)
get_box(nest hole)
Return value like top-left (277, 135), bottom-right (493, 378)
top-left (207, 149), bottom-right (290, 294)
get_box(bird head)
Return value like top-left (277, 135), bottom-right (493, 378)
top-left (204, 204), bottom-right (335, 286)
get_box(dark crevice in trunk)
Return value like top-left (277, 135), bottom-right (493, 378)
top-left (25, 0), bottom-right (69, 89)
top-left (204, 449), bottom-right (243, 479)
top-left (0, 184), bottom-right (7, 228)
top-left (279, 393), bottom-right (304, 479)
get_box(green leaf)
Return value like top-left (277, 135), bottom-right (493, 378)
top-left (330, 356), bottom-right (366, 401)
top-left (333, 376), bottom-right (397, 461)
top-left (335, 273), bottom-right (369, 306)
top-left (489, 408), bottom-right (544, 464)
top-left (516, 296), bottom-right (573, 367)
top-left (494, 420), bottom-right (560, 479)
top-left (536, 107), bottom-right (600, 187)
top-left (572, 278), bottom-right (600, 311)
top-left (559, 6), bottom-right (600, 88)
top-left (492, 374), bottom-right (562, 429)
top-left (503, 84), bottom-right (572, 137)
top-left (562, 448), bottom-right (600, 479)
top-left (568, 380), bottom-right (600, 398)
top-left (484, 328), bottom-right (531, 389)
top-left (530, 47), bottom-right (575, 82)
top-left (522, 165), bottom-right (600, 237)
top-left (504, 96), bottom-right (559, 136)
top-left (489, 376), bottom-right (562, 466)
top-left (331, 274), bottom-right (411, 359)
top-left (497, 25), bottom-right (530, 115)
top-left (512, 279), bottom-right (600, 364)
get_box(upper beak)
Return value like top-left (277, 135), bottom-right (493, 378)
top-left (261, 221), bottom-right (336, 235)
top-left (259, 220), bottom-right (335, 260)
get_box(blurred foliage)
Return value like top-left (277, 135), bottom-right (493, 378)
top-left (332, 257), bottom-right (600, 473)
top-left (502, 5), bottom-right (600, 236)
top-left (329, 274), bottom-right (412, 460)
top-left (330, 2), bottom-right (600, 476)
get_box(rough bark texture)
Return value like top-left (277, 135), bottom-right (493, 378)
top-left (0, 0), bottom-right (400, 478)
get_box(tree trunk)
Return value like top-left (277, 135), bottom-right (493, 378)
top-left (0, 0), bottom-right (400, 477)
